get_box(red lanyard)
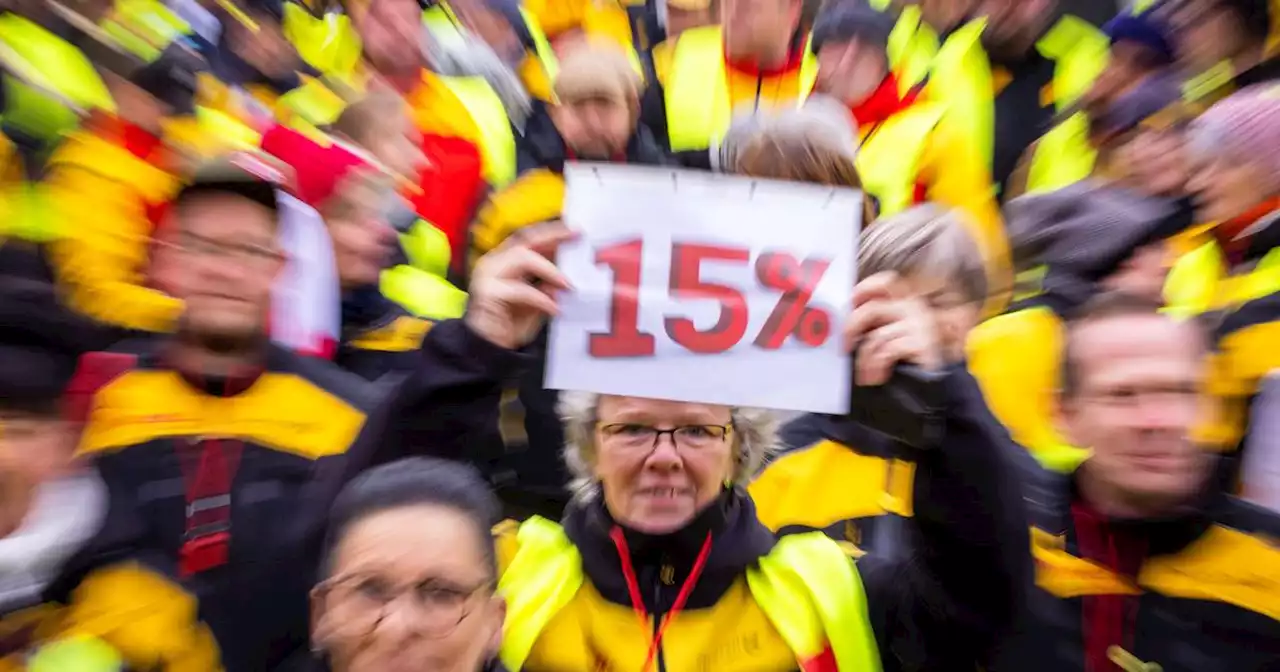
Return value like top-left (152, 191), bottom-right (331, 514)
top-left (609, 526), bottom-right (714, 672)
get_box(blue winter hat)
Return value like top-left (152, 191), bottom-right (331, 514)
top-left (1104, 12), bottom-right (1176, 65)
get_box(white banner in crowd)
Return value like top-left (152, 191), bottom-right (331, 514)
top-left (545, 165), bottom-right (861, 413)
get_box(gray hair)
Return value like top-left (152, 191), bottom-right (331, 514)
top-left (713, 94), bottom-right (859, 172)
top-left (859, 204), bottom-right (988, 305)
top-left (421, 29), bottom-right (533, 129)
top-left (557, 392), bottom-right (781, 503)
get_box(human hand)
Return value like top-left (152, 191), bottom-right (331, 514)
top-left (843, 272), bottom-right (942, 386)
top-left (465, 222), bottom-right (576, 349)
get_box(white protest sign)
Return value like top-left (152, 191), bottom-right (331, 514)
top-left (545, 164), bottom-right (860, 413)
top-left (1243, 375), bottom-right (1280, 513)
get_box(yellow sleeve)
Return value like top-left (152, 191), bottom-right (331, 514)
top-left (58, 562), bottom-right (222, 671)
top-left (918, 117), bottom-right (1011, 314)
top-left (469, 169), bottom-right (566, 266)
top-left (966, 307), bottom-right (1089, 472)
top-left (45, 163), bottom-right (183, 334)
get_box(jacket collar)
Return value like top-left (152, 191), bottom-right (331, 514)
top-left (340, 286), bottom-right (406, 340)
top-left (1065, 463), bottom-right (1222, 559)
top-left (562, 491), bottom-right (776, 611)
top-left (517, 101), bottom-right (669, 175)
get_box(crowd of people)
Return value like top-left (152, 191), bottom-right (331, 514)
top-left (1, 0), bottom-right (1279, 669)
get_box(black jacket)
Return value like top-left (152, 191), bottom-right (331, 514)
top-left (994, 462), bottom-right (1280, 672)
top-left (514, 100), bottom-right (670, 177)
top-left (334, 286), bottom-right (434, 383)
top-left (50, 319), bottom-right (526, 671)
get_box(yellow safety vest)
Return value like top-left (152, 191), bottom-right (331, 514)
top-left (856, 102), bottom-right (944, 216)
top-left (498, 516), bottom-right (881, 672)
top-left (101, 0), bottom-right (192, 62)
top-left (380, 218), bottom-right (466, 320)
top-left (0, 12), bottom-right (113, 139)
top-left (928, 16), bottom-right (1108, 195)
top-left (434, 75), bottom-right (517, 187)
top-left (867, 0), bottom-right (937, 92)
top-left (664, 25), bottom-right (819, 152)
top-left (282, 3), bottom-right (361, 78)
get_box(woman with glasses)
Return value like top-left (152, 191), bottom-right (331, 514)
top-left (491, 116), bottom-right (1029, 669)
top-left (293, 457), bottom-right (507, 672)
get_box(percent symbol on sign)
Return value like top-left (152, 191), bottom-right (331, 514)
top-left (586, 239), bottom-right (835, 358)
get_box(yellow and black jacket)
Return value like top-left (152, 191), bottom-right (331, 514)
top-left (469, 100), bottom-right (669, 265)
top-left (993, 463), bottom-right (1280, 671)
top-left (508, 367), bottom-right (1029, 671)
top-left (335, 289), bottom-right (434, 382)
top-left (50, 319), bottom-right (522, 670)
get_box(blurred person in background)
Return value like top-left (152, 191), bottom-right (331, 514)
top-left (43, 38), bottom-right (203, 338)
top-left (753, 206), bottom-right (1002, 598)
top-left (806, 4), bottom-right (1009, 313)
top-left (642, 0), bottom-right (813, 164)
top-left (492, 271), bottom-right (1026, 672)
top-left (1163, 0), bottom-right (1277, 105)
top-left (471, 43), bottom-right (667, 519)
top-left (263, 94), bottom-right (466, 381)
top-left (429, 0), bottom-right (560, 101)
top-left (1183, 85), bottom-right (1280, 482)
top-left (0, 282), bottom-right (113, 669)
top-left (992, 291), bottom-right (1280, 672)
top-left (291, 458), bottom-right (507, 672)
top-left (928, 0), bottom-right (1109, 200)
top-left (969, 180), bottom-right (1195, 473)
top-left (49, 154), bottom-right (552, 669)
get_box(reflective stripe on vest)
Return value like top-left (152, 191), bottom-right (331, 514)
top-left (664, 25), bottom-right (818, 152)
top-left (855, 102), bottom-right (944, 216)
top-left (497, 516), bottom-right (880, 672)
top-left (929, 16), bottom-right (1107, 194)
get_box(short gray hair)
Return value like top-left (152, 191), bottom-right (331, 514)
top-left (557, 392), bottom-right (780, 503)
top-left (713, 95), bottom-right (859, 172)
top-left (859, 204), bottom-right (988, 305)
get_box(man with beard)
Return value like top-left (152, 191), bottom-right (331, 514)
top-left (927, 0), bottom-right (1110, 200)
top-left (46, 152), bottom-right (568, 669)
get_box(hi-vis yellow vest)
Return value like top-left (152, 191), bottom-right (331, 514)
top-left (380, 220), bottom-right (469, 320)
top-left (663, 25), bottom-right (819, 152)
top-left (0, 12), bottom-right (113, 139)
top-left (868, 0), bottom-right (937, 92)
top-left (856, 102), bottom-right (944, 216)
top-left (498, 516), bottom-right (881, 672)
top-left (434, 75), bottom-right (518, 187)
top-left (282, 2), bottom-right (361, 79)
top-left (928, 16), bottom-right (1108, 195)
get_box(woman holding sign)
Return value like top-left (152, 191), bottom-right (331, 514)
top-left (473, 222), bottom-right (1029, 671)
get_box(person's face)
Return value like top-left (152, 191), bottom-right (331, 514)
top-left (366, 114), bottom-right (428, 184)
top-left (0, 413), bottom-right (72, 534)
top-left (326, 172), bottom-right (400, 288)
top-left (1102, 242), bottom-right (1172, 303)
top-left (816, 38), bottom-right (888, 107)
top-left (665, 6), bottom-right (716, 39)
top-left (550, 97), bottom-right (635, 160)
top-left (107, 76), bottom-right (168, 136)
top-left (451, 1), bottom-right (523, 63)
top-left (230, 16), bottom-right (296, 79)
top-left (314, 505), bottom-right (504, 672)
top-left (1085, 43), bottom-right (1159, 120)
top-left (1060, 314), bottom-right (1208, 510)
top-left (1188, 149), bottom-right (1276, 222)
top-left (173, 194), bottom-right (284, 347)
top-left (593, 396), bottom-right (735, 535)
top-left (1114, 129), bottom-right (1190, 198)
top-left (1169, 0), bottom-right (1244, 72)
top-left (974, 0), bottom-right (1047, 58)
top-left (356, 0), bottom-right (425, 76)
top-left (903, 272), bottom-right (981, 364)
top-left (722, 0), bottom-right (800, 57)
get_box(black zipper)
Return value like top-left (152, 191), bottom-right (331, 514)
top-left (651, 559), bottom-right (675, 672)
top-left (754, 76), bottom-right (764, 111)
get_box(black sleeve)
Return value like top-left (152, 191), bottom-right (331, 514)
top-left (857, 366), bottom-right (1032, 672)
top-left (640, 81), bottom-right (670, 154)
top-left (352, 318), bottom-right (531, 467)
top-left (776, 413), bottom-right (829, 453)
